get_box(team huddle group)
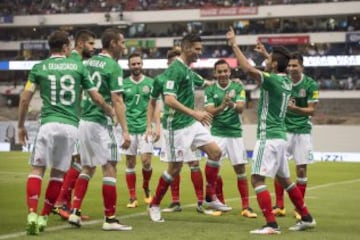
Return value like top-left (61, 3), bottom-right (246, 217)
top-left (18, 26), bottom-right (319, 236)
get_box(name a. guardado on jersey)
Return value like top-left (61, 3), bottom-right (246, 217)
top-left (86, 59), bottom-right (106, 69)
top-left (47, 63), bottom-right (78, 70)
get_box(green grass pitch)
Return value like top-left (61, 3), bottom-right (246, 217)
top-left (0, 151), bottom-right (360, 240)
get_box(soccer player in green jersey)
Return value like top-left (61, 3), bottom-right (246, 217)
top-left (147, 33), bottom-right (226, 223)
top-left (273, 52), bottom-right (319, 219)
top-left (226, 27), bottom-right (316, 234)
top-left (121, 52), bottom-right (154, 208)
top-left (18, 30), bottom-right (113, 235)
top-left (147, 48), bottom-right (220, 216)
top-left (54, 29), bottom-right (96, 220)
top-left (68, 28), bottom-right (132, 231)
top-left (204, 59), bottom-right (257, 218)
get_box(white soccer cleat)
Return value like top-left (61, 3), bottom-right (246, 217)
top-left (250, 226), bottom-right (281, 235)
top-left (148, 205), bottom-right (165, 223)
top-left (68, 209), bottom-right (82, 227)
top-left (206, 199), bottom-right (232, 212)
top-left (102, 217), bottom-right (132, 231)
top-left (289, 219), bottom-right (316, 231)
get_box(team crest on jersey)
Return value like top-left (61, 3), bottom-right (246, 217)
top-left (299, 88), bottom-right (306, 97)
top-left (142, 85), bottom-right (150, 94)
top-left (228, 89), bottom-right (236, 98)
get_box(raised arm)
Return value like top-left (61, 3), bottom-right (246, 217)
top-left (226, 27), bottom-right (262, 86)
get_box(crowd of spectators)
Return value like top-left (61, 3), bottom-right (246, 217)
top-left (0, 0), bottom-right (353, 16)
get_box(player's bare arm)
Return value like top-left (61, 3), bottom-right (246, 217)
top-left (288, 101), bottom-right (317, 116)
top-left (153, 100), bottom-right (161, 142)
top-left (112, 92), bottom-right (131, 149)
top-left (145, 98), bottom-right (161, 143)
top-left (17, 89), bottom-right (34, 145)
top-left (226, 27), bottom-right (262, 86)
top-left (88, 89), bottom-right (114, 117)
top-left (254, 41), bottom-right (270, 59)
top-left (164, 94), bottom-right (212, 126)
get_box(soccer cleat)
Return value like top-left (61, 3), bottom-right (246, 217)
top-left (68, 209), bottom-right (82, 227)
top-left (206, 199), bottom-right (232, 212)
top-left (148, 205), bottom-right (164, 223)
top-left (162, 202), bottom-right (182, 212)
top-left (144, 189), bottom-right (153, 204)
top-left (289, 219), bottom-right (316, 231)
top-left (272, 205), bottom-right (286, 217)
top-left (126, 199), bottom-right (138, 208)
top-left (26, 212), bottom-right (39, 235)
top-left (37, 215), bottom-right (48, 232)
top-left (250, 225), bottom-right (281, 235)
top-left (102, 216), bottom-right (132, 231)
top-left (196, 204), bottom-right (222, 216)
top-left (241, 207), bottom-right (257, 218)
top-left (294, 210), bottom-right (302, 221)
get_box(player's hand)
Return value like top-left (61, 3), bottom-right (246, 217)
top-left (287, 97), bottom-right (296, 110)
top-left (226, 26), bottom-right (236, 46)
top-left (121, 131), bottom-right (131, 149)
top-left (254, 41), bottom-right (269, 58)
top-left (18, 127), bottom-right (28, 146)
top-left (153, 126), bottom-right (161, 142)
top-left (193, 110), bottom-right (212, 126)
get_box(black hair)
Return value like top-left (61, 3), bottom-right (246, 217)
top-left (289, 52), bottom-right (304, 66)
top-left (272, 46), bottom-right (291, 73)
top-left (48, 30), bottom-right (70, 53)
top-left (101, 28), bottom-right (122, 49)
top-left (74, 29), bottom-right (96, 47)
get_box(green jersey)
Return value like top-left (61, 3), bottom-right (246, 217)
top-left (162, 59), bottom-right (205, 130)
top-left (285, 74), bottom-right (319, 134)
top-left (81, 53), bottom-right (123, 125)
top-left (28, 55), bottom-right (95, 127)
top-left (123, 75), bottom-right (154, 134)
top-left (204, 81), bottom-right (246, 137)
top-left (150, 74), bottom-right (165, 100)
top-left (69, 50), bottom-right (82, 62)
top-left (257, 72), bottom-right (292, 140)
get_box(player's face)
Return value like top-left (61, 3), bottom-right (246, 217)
top-left (129, 56), bottom-right (143, 76)
top-left (185, 42), bottom-right (202, 64)
top-left (82, 37), bottom-right (95, 59)
top-left (287, 59), bottom-right (303, 80)
top-left (214, 63), bottom-right (231, 86)
top-left (113, 33), bottom-right (126, 60)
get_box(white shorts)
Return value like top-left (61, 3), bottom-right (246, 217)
top-left (287, 133), bottom-right (314, 165)
top-left (212, 136), bottom-right (247, 166)
top-left (30, 122), bottom-right (78, 172)
top-left (78, 120), bottom-right (118, 167)
top-left (121, 133), bottom-right (153, 155)
top-left (159, 133), bottom-right (201, 162)
top-left (251, 139), bottom-right (290, 178)
top-left (72, 140), bottom-right (80, 156)
top-left (163, 121), bottom-right (213, 162)
top-left (113, 125), bottom-right (124, 149)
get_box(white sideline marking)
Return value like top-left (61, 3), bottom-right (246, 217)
top-left (0, 178), bottom-right (359, 239)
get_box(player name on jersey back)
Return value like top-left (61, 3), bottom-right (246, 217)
top-left (45, 63), bottom-right (78, 70)
top-left (86, 59), bottom-right (106, 69)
